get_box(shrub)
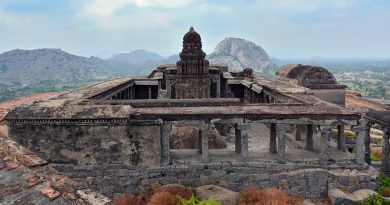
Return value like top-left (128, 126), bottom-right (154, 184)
top-left (237, 187), bottom-right (266, 205)
top-left (379, 173), bottom-right (390, 188)
top-left (149, 191), bottom-right (178, 205)
top-left (381, 187), bottom-right (390, 197)
top-left (237, 187), bottom-right (299, 205)
top-left (359, 194), bottom-right (385, 205)
top-left (112, 193), bottom-right (141, 205)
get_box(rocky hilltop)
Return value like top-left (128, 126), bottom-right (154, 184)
top-left (0, 49), bottom-right (115, 101)
top-left (108, 49), bottom-right (163, 65)
top-left (208, 38), bottom-right (276, 75)
top-left (0, 38), bottom-right (277, 101)
top-left (0, 49), bottom-right (114, 87)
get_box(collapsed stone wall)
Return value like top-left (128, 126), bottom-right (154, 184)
top-left (8, 124), bottom-right (161, 167)
top-left (51, 162), bottom-right (378, 199)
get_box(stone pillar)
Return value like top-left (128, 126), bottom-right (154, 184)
top-left (364, 123), bottom-right (372, 165)
top-left (199, 124), bottom-right (210, 163)
top-left (354, 119), bottom-right (368, 165)
top-left (295, 124), bottom-right (303, 141)
top-left (319, 126), bottom-right (331, 165)
top-left (277, 124), bottom-right (287, 164)
top-left (216, 79), bottom-right (221, 98)
top-left (160, 124), bottom-right (171, 166)
top-left (235, 124), bottom-right (241, 153)
top-left (269, 123), bottom-right (277, 153)
top-left (382, 127), bottom-right (390, 172)
top-left (148, 86), bottom-right (152, 99)
top-left (236, 123), bottom-right (251, 161)
top-left (306, 124), bottom-right (314, 151)
top-left (337, 125), bottom-right (346, 152)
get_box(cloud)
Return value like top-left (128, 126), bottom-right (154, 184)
top-left (133, 0), bottom-right (193, 8)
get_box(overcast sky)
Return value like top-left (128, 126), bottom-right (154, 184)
top-left (0, 0), bottom-right (389, 58)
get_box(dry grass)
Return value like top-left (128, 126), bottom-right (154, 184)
top-left (148, 191), bottom-right (178, 205)
top-left (113, 184), bottom-right (193, 205)
top-left (112, 193), bottom-right (141, 205)
top-left (381, 187), bottom-right (390, 197)
top-left (237, 187), bottom-right (302, 205)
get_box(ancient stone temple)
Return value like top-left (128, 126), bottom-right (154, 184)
top-left (174, 27), bottom-right (211, 99)
top-left (4, 27), bottom-right (378, 199)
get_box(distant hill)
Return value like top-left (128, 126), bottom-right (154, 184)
top-left (207, 38), bottom-right (277, 75)
top-left (108, 49), bottom-right (164, 65)
top-left (0, 49), bottom-right (115, 101)
top-left (0, 38), bottom-right (278, 101)
top-left (123, 38), bottom-right (277, 76)
top-left (107, 49), bottom-right (165, 76)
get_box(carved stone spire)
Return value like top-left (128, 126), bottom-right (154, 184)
top-left (177, 27), bottom-right (209, 76)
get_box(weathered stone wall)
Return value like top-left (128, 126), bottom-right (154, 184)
top-left (311, 89), bottom-right (346, 107)
top-left (51, 162), bottom-right (378, 199)
top-left (8, 124), bottom-right (161, 167)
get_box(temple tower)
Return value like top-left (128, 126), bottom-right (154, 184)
top-left (174, 26), bottom-right (211, 98)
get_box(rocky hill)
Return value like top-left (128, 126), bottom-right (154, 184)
top-left (108, 49), bottom-right (163, 65)
top-left (208, 38), bottom-right (276, 75)
top-left (0, 49), bottom-right (114, 86)
top-left (107, 49), bottom-right (165, 76)
top-left (0, 49), bottom-right (115, 101)
top-left (0, 38), bottom-right (276, 101)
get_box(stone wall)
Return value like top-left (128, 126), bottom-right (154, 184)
top-left (311, 89), bottom-right (346, 107)
top-left (51, 162), bottom-right (378, 199)
top-left (8, 123), bottom-right (161, 167)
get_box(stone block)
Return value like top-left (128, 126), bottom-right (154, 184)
top-left (279, 179), bottom-right (289, 189)
top-left (349, 175), bottom-right (359, 186)
top-left (328, 183), bottom-right (337, 190)
top-left (200, 175), bottom-right (209, 185)
top-left (218, 180), bottom-right (229, 189)
top-left (367, 182), bottom-right (377, 190)
top-left (259, 181), bottom-right (269, 189)
top-left (339, 175), bottom-right (348, 185)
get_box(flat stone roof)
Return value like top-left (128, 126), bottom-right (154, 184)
top-left (4, 76), bottom-right (359, 123)
top-left (254, 76), bottom-right (309, 94)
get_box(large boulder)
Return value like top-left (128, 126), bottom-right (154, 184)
top-left (328, 188), bottom-right (378, 205)
top-left (195, 185), bottom-right (238, 205)
top-left (170, 125), bottom-right (227, 149)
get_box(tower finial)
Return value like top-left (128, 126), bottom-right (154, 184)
top-left (190, 26), bottom-right (194, 31)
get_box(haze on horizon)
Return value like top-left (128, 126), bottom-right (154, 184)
top-left (0, 0), bottom-right (389, 59)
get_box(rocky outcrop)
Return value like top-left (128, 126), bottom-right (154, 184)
top-left (208, 38), bottom-right (276, 74)
top-left (170, 124), bottom-right (227, 149)
top-left (195, 185), bottom-right (238, 205)
top-left (328, 188), bottom-right (378, 205)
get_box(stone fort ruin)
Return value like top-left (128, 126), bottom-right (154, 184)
top-left (4, 27), bottom-right (385, 198)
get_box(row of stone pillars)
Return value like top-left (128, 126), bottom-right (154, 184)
top-left (272, 123), bottom-right (354, 165)
top-left (353, 119), bottom-right (390, 172)
top-left (270, 123), bottom-right (318, 164)
top-left (161, 121), bottom-right (368, 166)
top-left (160, 123), bottom-right (252, 165)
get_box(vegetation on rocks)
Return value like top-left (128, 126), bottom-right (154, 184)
top-left (358, 193), bottom-right (390, 205)
top-left (112, 184), bottom-right (302, 205)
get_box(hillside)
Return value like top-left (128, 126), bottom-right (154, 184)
top-left (0, 38), bottom-right (277, 101)
top-left (0, 49), bottom-right (115, 101)
top-left (108, 49), bottom-right (163, 65)
top-left (208, 38), bottom-right (276, 75)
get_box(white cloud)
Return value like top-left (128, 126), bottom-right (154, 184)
top-left (80, 0), bottom-right (193, 17)
top-left (253, 0), bottom-right (358, 15)
top-left (133, 0), bottom-right (193, 8)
